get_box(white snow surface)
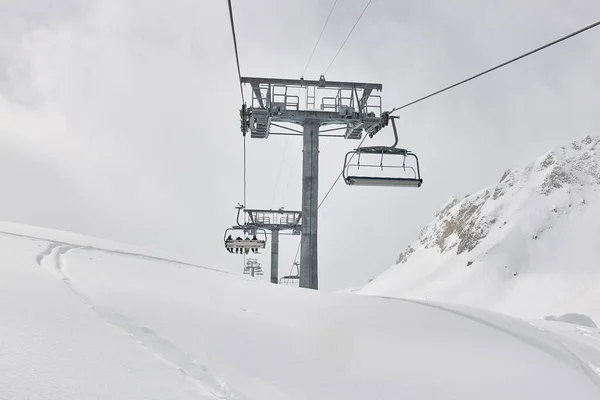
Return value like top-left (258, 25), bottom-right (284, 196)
top-left (2, 220), bottom-right (600, 399)
top-left (360, 135), bottom-right (600, 323)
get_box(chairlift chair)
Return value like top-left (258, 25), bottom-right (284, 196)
top-left (343, 114), bottom-right (423, 188)
top-left (224, 227), bottom-right (267, 253)
top-left (279, 262), bottom-right (300, 285)
top-left (279, 275), bottom-right (300, 285)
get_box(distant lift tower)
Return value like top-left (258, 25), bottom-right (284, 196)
top-left (239, 75), bottom-right (386, 290)
top-left (239, 207), bottom-right (301, 284)
top-left (244, 258), bottom-right (264, 278)
top-left (225, 205), bottom-right (302, 284)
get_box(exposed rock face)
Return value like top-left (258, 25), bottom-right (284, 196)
top-left (360, 135), bottom-right (600, 322)
top-left (396, 135), bottom-right (600, 265)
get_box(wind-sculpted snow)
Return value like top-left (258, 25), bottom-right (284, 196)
top-left (362, 135), bottom-right (600, 322)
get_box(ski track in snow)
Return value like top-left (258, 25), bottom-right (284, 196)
top-left (35, 242), bottom-right (61, 265)
top-left (527, 322), bottom-right (600, 383)
top-left (35, 242), bottom-right (247, 400)
top-left (589, 362), bottom-right (600, 377)
top-left (15, 228), bottom-right (600, 398)
top-left (386, 297), bottom-right (600, 389)
top-left (1, 228), bottom-right (237, 276)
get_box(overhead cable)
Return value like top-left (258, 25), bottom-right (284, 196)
top-left (301, 0), bottom-right (339, 78)
top-left (323, 0), bottom-right (373, 75)
top-left (227, 0), bottom-right (245, 104)
top-left (389, 20), bottom-right (600, 113)
top-left (227, 0), bottom-right (247, 219)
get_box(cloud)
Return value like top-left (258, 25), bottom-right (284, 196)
top-left (1, 0), bottom-right (599, 288)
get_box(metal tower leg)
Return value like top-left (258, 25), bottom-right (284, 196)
top-left (300, 121), bottom-right (319, 290)
top-left (270, 229), bottom-right (279, 284)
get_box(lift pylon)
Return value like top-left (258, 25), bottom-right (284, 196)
top-left (244, 258), bottom-right (264, 278)
top-left (239, 75), bottom-right (387, 290)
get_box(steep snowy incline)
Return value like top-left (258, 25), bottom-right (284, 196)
top-left (360, 135), bottom-right (600, 321)
top-left (3, 224), bottom-right (600, 399)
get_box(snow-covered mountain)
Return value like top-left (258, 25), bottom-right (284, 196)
top-left (3, 220), bottom-right (600, 398)
top-left (360, 135), bottom-right (600, 322)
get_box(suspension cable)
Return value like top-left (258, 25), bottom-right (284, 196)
top-left (389, 20), bottom-right (600, 114)
top-left (227, 0), bottom-right (248, 220)
top-left (323, 0), bottom-right (373, 75)
top-left (317, 20), bottom-right (600, 211)
top-left (276, 0), bottom-right (339, 204)
top-left (227, 0), bottom-right (245, 104)
top-left (301, 0), bottom-right (339, 78)
top-left (285, 131), bottom-right (370, 278)
top-left (243, 136), bottom-right (247, 218)
top-left (318, 133), bottom-right (369, 208)
top-left (289, 239), bottom-right (302, 280)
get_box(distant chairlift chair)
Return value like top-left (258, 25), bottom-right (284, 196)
top-left (343, 114), bottom-right (423, 188)
top-left (279, 262), bottom-right (300, 286)
top-left (224, 227), bottom-right (267, 254)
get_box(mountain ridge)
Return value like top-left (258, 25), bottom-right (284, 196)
top-left (361, 134), bottom-right (600, 321)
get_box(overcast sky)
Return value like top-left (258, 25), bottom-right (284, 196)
top-left (1, 0), bottom-right (599, 290)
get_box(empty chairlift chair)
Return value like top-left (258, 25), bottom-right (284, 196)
top-left (279, 262), bottom-right (300, 286)
top-left (343, 115), bottom-right (423, 188)
top-left (279, 275), bottom-right (300, 285)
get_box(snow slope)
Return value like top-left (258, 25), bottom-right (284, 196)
top-left (3, 223), bottom-right (600, 399)
top-left (360, 135), bottom-right (600, 322)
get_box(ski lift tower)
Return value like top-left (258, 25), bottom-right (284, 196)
top-left (244, 258), bottom-right (264, 278)
top-left (240, 75), bottom-right (386, 290)
top-left (238, 207), bottom-right (302, 284)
